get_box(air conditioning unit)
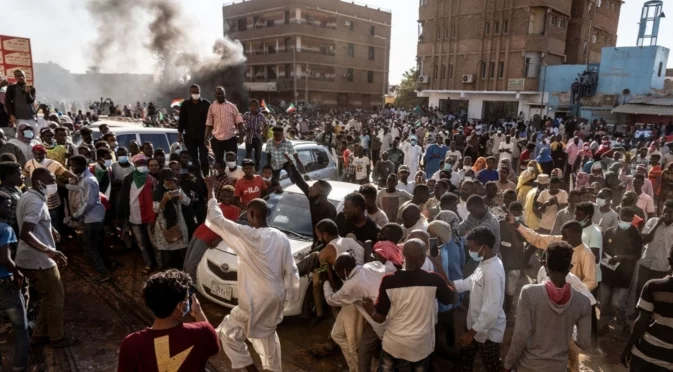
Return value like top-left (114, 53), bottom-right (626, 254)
top-left (418, 75), bottom-right (430, 84)
top-left (344, 21), bottom-right (352, 27)
top-left (462, 74), bottom-right (474, 83)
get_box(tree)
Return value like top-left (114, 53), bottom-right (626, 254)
top-left (394, 68), bottom-right (427, 109)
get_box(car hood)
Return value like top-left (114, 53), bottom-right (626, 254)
top-left (212, 235), bottom-right (313, 256)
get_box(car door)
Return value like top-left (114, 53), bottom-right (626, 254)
top-left (311, 147), bottom-right (334, 180)
top-left (139, 132), bottom-right (170, 152)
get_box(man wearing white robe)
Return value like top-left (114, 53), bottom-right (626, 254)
top-left (400, 138), bottom-right (422, 178)
top-left (205, 178), bottom-right (300, 372)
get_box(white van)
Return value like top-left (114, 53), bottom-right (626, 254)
top-left (72, 121), bottom-right (179, 152)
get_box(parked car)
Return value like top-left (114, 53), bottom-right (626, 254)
top-left (235, 140), bottom-right (338, 184)
top-left (196, 181), bottom-right (359, 316)
top-left (73, 122), bottom-right (179, 153)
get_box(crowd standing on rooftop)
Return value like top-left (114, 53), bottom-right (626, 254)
top-left (1, 69), bottom-right (673, 371)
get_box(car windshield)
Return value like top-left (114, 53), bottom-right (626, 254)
top-left (265, 192), bottom-right (313, 239)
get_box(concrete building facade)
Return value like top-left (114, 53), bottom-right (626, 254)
top-left (223, 0), bottom-right (391, 108)
top-left (415, 0), bottom-right (621, 122)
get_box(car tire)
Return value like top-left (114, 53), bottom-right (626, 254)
top-left (300, 278), bottom-right (314, 320)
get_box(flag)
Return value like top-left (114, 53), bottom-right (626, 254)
top-left (260, 99), bottom-right (273, 113)
top-left (171, 99), bottom-right (184, 107)
top-left (286, 103), bottom-right (296, 113)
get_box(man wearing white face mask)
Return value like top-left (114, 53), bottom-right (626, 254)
top-left (442, 227), bottom-right (506, 371)
top-left (178, 84), bottom-right (211, 177)
top-left (23, 144), bottom-right (76, 234)
top-left (592, 188), bottom-right (619, 232)
top-left (598, 208), bottom-right (642, 335)
top-left (16, 167), bottom-right (79, 348)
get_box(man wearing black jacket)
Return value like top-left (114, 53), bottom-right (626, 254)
top-left (178, 84), bottom-right (211, 177)
top-left (5, 70), bottom-right (36, 127)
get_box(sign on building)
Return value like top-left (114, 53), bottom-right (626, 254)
top-left (0, 35), bottom-right (33, 85)
top-left (507, 78), bottom-right (525, 91)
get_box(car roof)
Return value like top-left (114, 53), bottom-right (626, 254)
top-left (86, 125), bottom-right (178, 134)
top-left (237, 140), bottom-right (326, 152)
top-left (283, 180), bottom-right (360, 202)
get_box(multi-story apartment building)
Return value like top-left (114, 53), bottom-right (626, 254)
top-left (223, 0), bottom-right (391, 108)
top-left (415, 0), bottom-right (620, 121)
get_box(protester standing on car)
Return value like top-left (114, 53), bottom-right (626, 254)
top-left (243, 100), bottom-right (267, 172)
top-left (266, 126), bottom-right (306, 182)
top-left (178, 84), bottom-right (211, 177)
top-left (205, 87), bottom-right (244, 163)
top-left (205, 176), bottom-right (300, 372)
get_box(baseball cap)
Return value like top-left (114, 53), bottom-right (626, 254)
top-left (242, 158), bottom-right (256, 167)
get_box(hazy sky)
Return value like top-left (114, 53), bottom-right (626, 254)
top-left (3, 0), bottom-right (671, 85)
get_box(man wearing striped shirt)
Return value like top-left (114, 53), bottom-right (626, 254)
top-left (205, 87), bottom-right (244, 164)
top-left (243, 100), bottom-right (267, 172)
top-left (621, 244), bottom-right (673, 371)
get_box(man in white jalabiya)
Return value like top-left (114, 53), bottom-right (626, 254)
top-left (205, 177), bottom-right (300, 372)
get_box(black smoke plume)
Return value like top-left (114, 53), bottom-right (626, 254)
top-left (85, 0), bottom-right (248, 109)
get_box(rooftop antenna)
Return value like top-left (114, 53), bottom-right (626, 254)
top-left (637, 0), bottom-right (665, 46)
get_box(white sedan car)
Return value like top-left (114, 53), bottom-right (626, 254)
top-left (196, 181), bottom-right (360, 316)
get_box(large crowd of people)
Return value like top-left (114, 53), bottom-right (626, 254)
top-left (1, 68), bottom-right (673, 372)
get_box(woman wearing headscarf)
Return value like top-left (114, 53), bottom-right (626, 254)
top-left (575, 171), bottom-right (590, 189)
top-left (472, 156), bottom-right (487, 175)
top-left (427, 219), bottom-right (464, 360)
top-left (169, 142), bottom-right (183, 162)
top-left (152, 168), bottom-right (191, 269)
top-left (536, 147), bottom-right (554, 175)
top-left (516, 160), bottom-right (541, 202)
top-left (8, 123), bottom-right (40, 161)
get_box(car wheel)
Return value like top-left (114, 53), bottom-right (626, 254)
top-left (300, 278), bottom-right (314, 320)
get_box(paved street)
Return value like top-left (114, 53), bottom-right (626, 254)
top-left (0, 245), bottom-right (632, 371)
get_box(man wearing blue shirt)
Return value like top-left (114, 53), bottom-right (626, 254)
top-left (0, 191), bottom-right (29, 372)
top-left (477, 157), bottom-right (499, 185)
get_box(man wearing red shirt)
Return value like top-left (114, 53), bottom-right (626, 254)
top-left (117, 270), bottom-right (219, 372)
top-left (234, 159), bottom-right (278, 207)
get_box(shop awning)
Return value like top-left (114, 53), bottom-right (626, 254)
top-left (611, 104), bottom-right (673, 116)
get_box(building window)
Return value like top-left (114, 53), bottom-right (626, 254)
top-left (348, 43), bottom-right (355, 57)
top-left (451, 25), bottom-right (457, 38)
top-left (347, 21), bottom-right (355, 31)
top-left (603, 36), bottom-right (607, 44)
top-left (370, 26), bottom-right (375, 35)
top-left (347, 68), bottom-right (354, 82)
top-left (597, 0), bottom-right (601, 7)
top-left (368, 46), bottom-right (375, 60)
top-left (445, 27), bottom-right (450, 39)
top-left (503, 20), bottom-right (509, 33)
top-left (611, 2), bottom-right (616, 10)
top-left (367, 71), bottom-right (374, 83)
top-left (559, 18), bottom-right (566, 28)
top-left (550, 15), bottom-right (557, 26)
top-left (658, 62), bottom-right (663, 77)
top-left (485, 22), bottom-right (490, 35)
top-left (489, 62), bottom-right (495, 79)
top-left (481, 62), bottom-right (486, 79)
top-left (441, 65), bottom-right (446, 79)
top-left (498, 62), bottom-right (504, 79)
top-left (494, 21), bottom-right (499, 34)
top-left (433, 64), bottom-right (439, 79)
top-left (437, 27), bottom-right (442, 40)
top-left (592, 34), bottom-right (597, 43)
top-left (448, 64), bottom-right (454, 80)
top-left (420, 0), bottom-right (428, 6)
top-left (524, 54), bottom-right (541, 78)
